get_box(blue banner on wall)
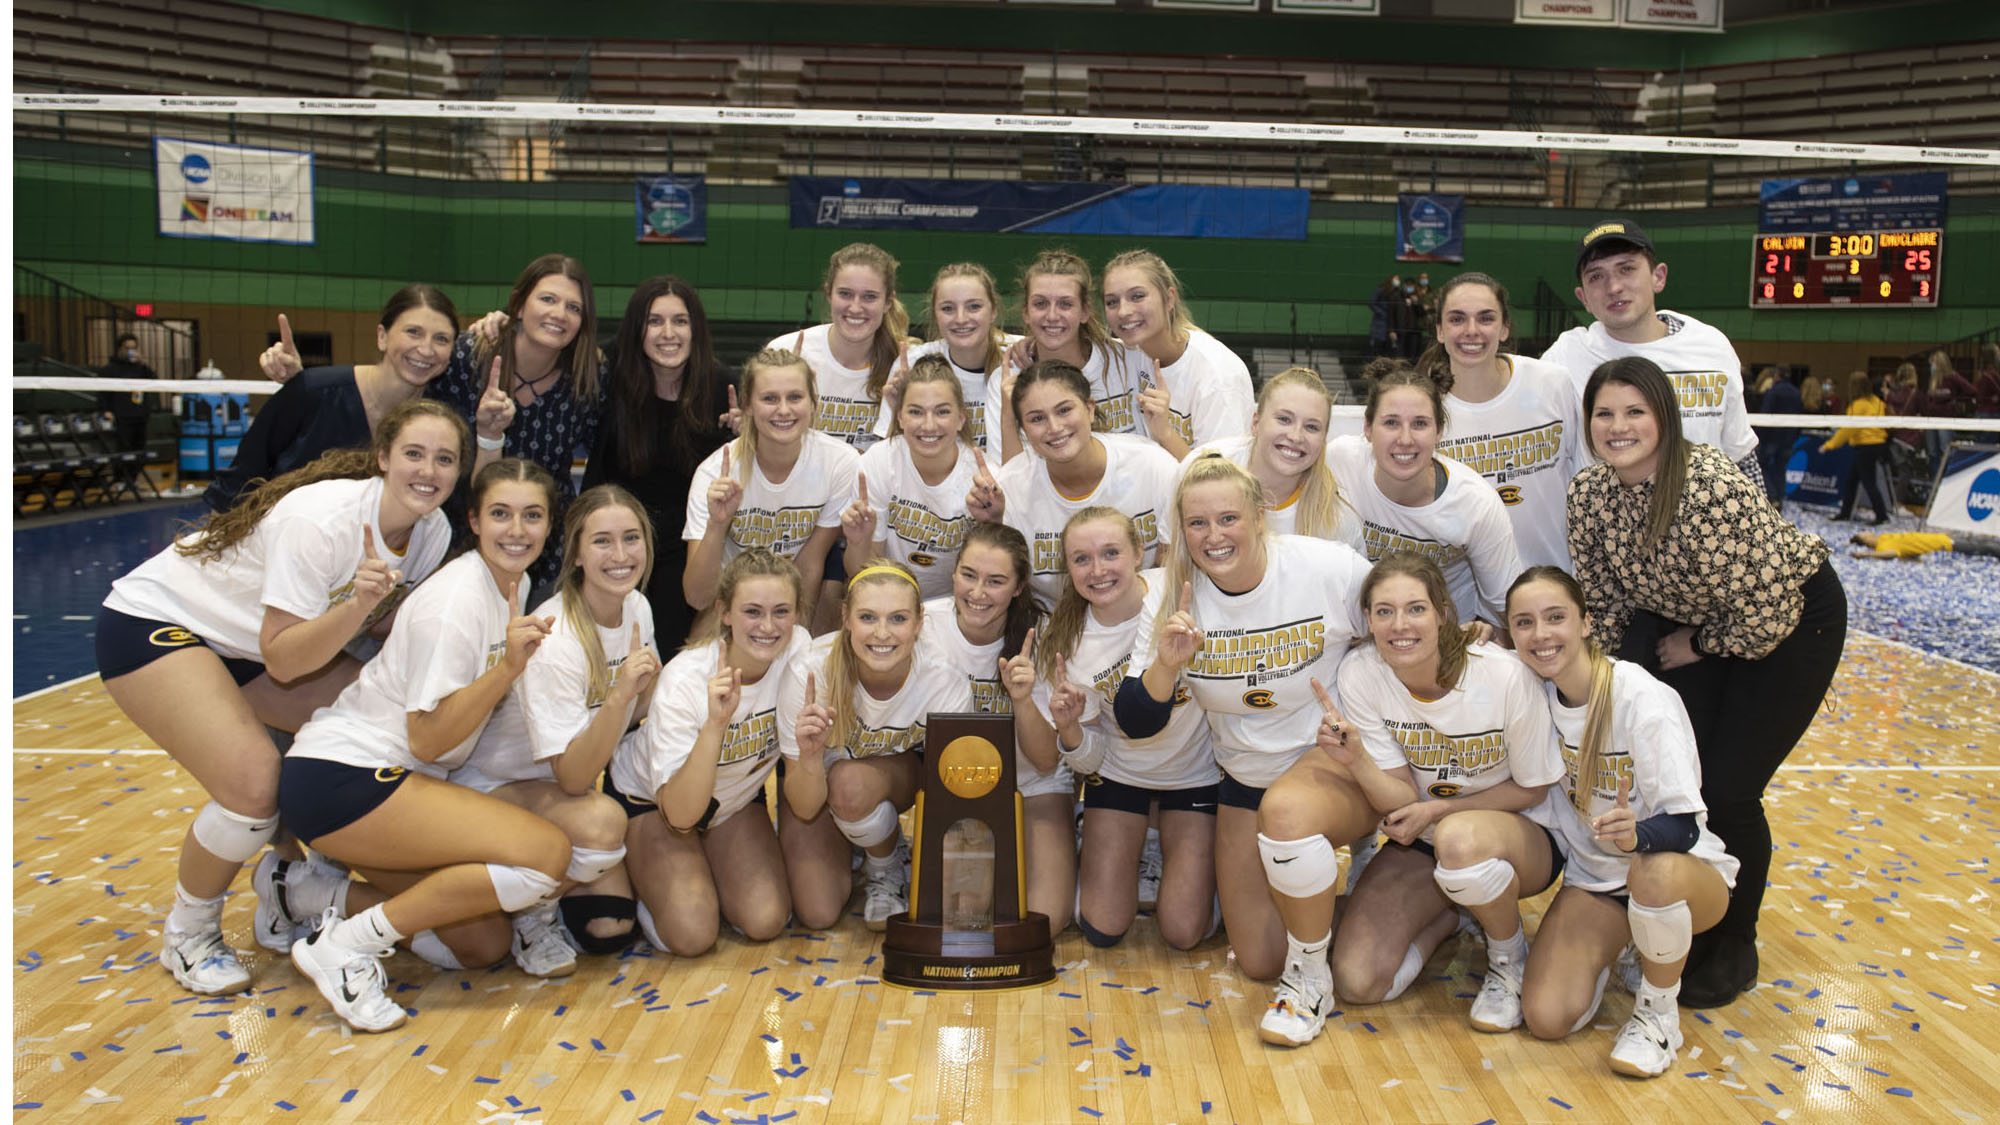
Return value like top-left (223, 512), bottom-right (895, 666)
top-left (1396, 193), bottom-right (1464, 262)
top-left (1758, 172), bottom-right (1946, 234)
top-left (636, 175), bottom-right (707, 243)
top-left (789, 177), bottom-right (1308, 241)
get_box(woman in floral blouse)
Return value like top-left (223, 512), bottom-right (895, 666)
top-left (1567, 356), bottom-right (1844, 1010)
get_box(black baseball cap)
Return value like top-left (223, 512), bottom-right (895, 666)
top-left (1575, 218), bottom-right (1655, 278)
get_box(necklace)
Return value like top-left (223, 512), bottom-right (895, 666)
top-left (517, 364), bottom-right (561, 405)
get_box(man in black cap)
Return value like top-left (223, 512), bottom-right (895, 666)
top-left (1541, 218), bottom-right (1762, 484)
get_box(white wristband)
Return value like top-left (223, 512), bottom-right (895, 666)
top-left (476, 433), bottom-right (505, 451)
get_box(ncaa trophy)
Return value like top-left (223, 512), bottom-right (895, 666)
top-left (881, 711), bottom-right (1055, 990)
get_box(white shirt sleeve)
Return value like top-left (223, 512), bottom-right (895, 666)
top-left (1337, 648), bottom-right (1406, 773)
top-left (258, 508), bottom-right (347, 622)
top-left (403, 597), bottom-right (491, 716)
top-left (518, 631), bottom-right (592, 763)
top-left (1498, 658), bottom-right (1564, 789)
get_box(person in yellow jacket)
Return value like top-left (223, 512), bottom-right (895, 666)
top-left (1819, 370), bottom-right (1890, 525)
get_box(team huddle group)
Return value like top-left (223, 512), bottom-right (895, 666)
top-left (95, 217), bottom-right (1844, 1083)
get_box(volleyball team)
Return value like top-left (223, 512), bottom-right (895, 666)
top-left (95, 218), bottom-right (1843, 1081)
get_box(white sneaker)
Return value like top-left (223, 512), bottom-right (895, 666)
top-left (1137, 830), bottom-right (1163, 910)
top-left (1609, 998), bottom-right (1683, 1078)
top-left (1614, 942), bottom-right (1643, 994)
top-left (251, 852), bottom-right (301, 953)
top-left (1258, 955), bottom-right (1334, 1047)
top-left (290, 910), bottom-right (406, 1033)
top-left (1344, 832), bottom-right (1380, 897)
top-left (861, 843), bottom-right (910, 932)
top-left (162, 925), bottom-right (251, 994)
top-left (1469, 954), bottom-right (1524, 1033)
top-left (510, 903), bottom-right (577, 978)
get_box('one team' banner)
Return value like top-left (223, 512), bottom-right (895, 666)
top-left (154, 137), bottom-right (314, 244)
top-left (791, 177), bottom-right (1309, 241)
top-left (635, 174), bottom-right (708, 243)
top-left (1395, 193), bottom-right (1465, 262)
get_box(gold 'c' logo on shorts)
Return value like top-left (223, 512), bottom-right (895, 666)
top-left (373, 767), bottom-right (408, 783)
top-left (147, 626), bottom-right (200, 648)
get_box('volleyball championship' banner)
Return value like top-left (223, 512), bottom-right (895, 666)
top-left (154, 138), bottom-right (315, 244)
top-left (791, 176), bottom-right (1309, 240)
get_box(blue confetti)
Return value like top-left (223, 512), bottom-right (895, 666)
top-left (1548, 1097), bottom-right (1572, 1109)
top-left (1888, 1087), bottom-right (1915, 1097)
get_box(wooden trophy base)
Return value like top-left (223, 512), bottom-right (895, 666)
top-left (880, 913), bottom-right (1055, 991)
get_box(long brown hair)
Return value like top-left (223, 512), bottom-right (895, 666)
top-left (1361, 552), bottom-right (1472, 693)
top-left (1582, 356), bottom-right (1688, 550)
top-left (823, 561), bottom-right (923, 751)
top-left (824, 242), bottom-right (910, 403)
top-left (959, 521), bottom-right (1042, 660)
top-left (556, 484), bottom-right (656, 706)
top-left (1362, 357), bottom-right (1451, 433)
top-left (1254, 367), bottom-right (1347, 540)
top-left (1039, 506), bottom-right (1139, 681)
top-left (606, 276), bottom-right (722, 479)
top-left (1150, 456), bottom-right (1267, 653)
top-left (475, 253), bottom-right (601, 402)
top-left (1414, 271), bottom-right (1512, 395)
top-left (178, 399), bottom-right (469, 563)
top-left (1506, 566), bottom-right (1613, 813)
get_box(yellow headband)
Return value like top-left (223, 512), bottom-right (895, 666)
top-left (847, 564), bottom-right (919, 590)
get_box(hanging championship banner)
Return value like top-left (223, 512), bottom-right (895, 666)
top-left (1272, 0), bottom-right (1380, 11)
top-left (1621, 0), bottom-right (1722, 31)
top-left (792, 176), bottom-right (1308, 241)
top-left (635, 174), bottom-right (708, 243)
top-left (154, 137), bottom-right (314, 244)
top-left (1515, 0), bottom-right (1618, 25)
top-left (1396, 192), bottom-right (1465, 262)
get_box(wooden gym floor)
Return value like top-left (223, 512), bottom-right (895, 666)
top-left (10, 632), bottom-right (2000, 1123)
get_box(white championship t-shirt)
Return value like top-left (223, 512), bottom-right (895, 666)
top-left (1140, 328), bottom-right (1255, 450)
top-left (769, 324), bottom-right (885, 450)
top-left (1540, 311), bottom-right (1758, 463)
top-left (998, 432), bottom-right (1179, 605)
top-left (856, 436), bottom-right (976, 601)
top-left (776, 631), bottom-right (975, 768)
top-left (1439, 354), bottom-right (1584, 571)
top-left (684, 431), bottom-right (860, 565)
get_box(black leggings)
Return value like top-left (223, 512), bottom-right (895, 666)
top-left (1617, 561), bottom-right (1846, 943)
top-left (1836, 443), bottom-right (1889, 520)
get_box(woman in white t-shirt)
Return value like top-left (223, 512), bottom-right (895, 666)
top-left (996, 249), bottom-right (1145, 460)
top-left (1179, 366), bottom-right (1362, 550)
top-left (778, 563), bottom-right (974, 931)
top-left (967, 359), bottom-right (1180, 605)
top-left (444, 485), bottom-right (663, 975)
top-left (1120, 457), bottom-right (1373, 991)
top-left (1504, 566), bottom-right (1736, 1079)
top-left (1303, 556), bottom-right (1560, 1046)
top-left (1029, 507), bottom-right (1217, 950)
top-left (1101, 248), bottom-right (1255, 460)
top-left (97, 400), bottom-right (467, 996)
top-left (1420, 273), bottom-right (1584, 571)
top-left (766, 241), bottom-right (910, 451)
top-left (900, 262), bottom-right (1017, 452)
top-left (915, 522), bottom-right (1073, 934)
top-left (1324, 363), bottom-right (1524, 629)
top-left (845, 355), bottom-right (976, 601)
top-left (277, 459), bottom-right (573, 1033)
top-left (611, 548), bottom-right (811, 955)
top-left (684, 347), bottom-right (860, 627)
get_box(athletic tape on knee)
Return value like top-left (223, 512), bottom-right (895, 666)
top-left (485, 863), bottom-right (561, 913)
top-left (558, 895), bottom-right (637, 956)
top-left (191, 801), bottom-right (279, 863)
top-left (832, 800), bottom-right (901, 849)
top-left (1433, 857), bottom-right (1516, 908)
top-left (1627, 899), bottom-right (1693, 965)
top-left (1075, 913), bottom-right (1127, 949)
top-left (1256, 833), bottom-right (1338, 899)
top-left (566, 845), bottom-right (626, 885)
top-left (634, 899), bottom-right (669, 954)
top-left (1382, 942), bottom-right (1427, 1002)
top-left (408, 929), bottom-right (463, 971)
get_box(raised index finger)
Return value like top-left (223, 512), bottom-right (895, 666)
top-left (804, 670), bottom-right (817, 704)
top-left (972, 445), bottom-right (991, 478)
top-left (1020, 627), bottom-right (1036, 661)
top-left (1310, 676), bottom-right (1336, 713)
top-left (1615, 776), bottom-right (1631, 809)
top-left (1179, 581), bottom-right (1193, 614)
top-left (857, 471), bottom-right (870, 506)
top-left (278, 313), bottom-right (297, 355)
top-left (361, 524), bottom-right (379, 560)
top-left (486, 356), bottom-right (503, 396)
top-left (630, 621), bottom-right (643, 654)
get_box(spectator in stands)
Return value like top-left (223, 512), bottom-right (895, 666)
top-left (1973, 343), bottom-right (2000, 419)
top-left (1398, 280), bottom-right (1425, 360)
top-left (1819, 370), bottom-right (1891, 526)
top-left (1925, 350), bottom-right (1975, 470)
top-left (1368, 276), bottom-right (1399, 358)
top-left (97, 332), bottom-right (156, 451)
top-left (212, 287), bottom-right (459, 512)
top-left (1799, 375), bottom-right (1826, 416)
top-left (1750, 366), bottom-right (1801, 507)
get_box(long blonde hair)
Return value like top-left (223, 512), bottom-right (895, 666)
top-left (885, 353), bottom-right (971, 447)
top-left (1506, 566), bottom-right (1613, 813)
top-left (1102, 248), bottom-right (1196, 353)
top-left (1255, 366), bottom-right (1347, 540)
top-left (556, 484), bottom-right (656, 707)
top-left (926, 262), bottom-right (1007, 375)
top-left (732, 347), bottom-right (817, 486)
top-left (1019, 249), bottom-right (1129, 422)
top-left (824, 242), bottom-right (911, 403)
top-left (686, 547), bottom-right (803, 651)
top-left (1040, 506), bottom-right (1139, 681)
top-left (824, 562), bottom-right (923, 751)
top-left (1150, 457), bottom-right (1268, 653)
top-left (1361, 552), bottom-right (1473, 693)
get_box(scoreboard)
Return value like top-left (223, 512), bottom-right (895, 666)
top-left (1750, 228), bottom-right (1941, 308)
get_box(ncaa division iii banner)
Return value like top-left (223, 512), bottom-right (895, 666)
top-left (155, 138), bottom-right (315, 245)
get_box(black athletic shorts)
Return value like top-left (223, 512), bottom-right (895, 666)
top-left (96, 606), bottom-right (264, 686)
top-left (278, 757), bottom-right (409, 842)
top-left (1082, 774), bottom-right (1219, 816)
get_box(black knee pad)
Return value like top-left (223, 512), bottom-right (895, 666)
top-left (558, 895), bottom-right (638, 956)
top-left (1075, 913), bottom-right (1127, 949)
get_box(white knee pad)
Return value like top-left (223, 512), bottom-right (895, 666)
top-left (1433, 857), bottom-right (1516, 908)
top-left (1256, 833), bottom-right (1338, 899)
top-left (191, 801), bottom-right (278, 863)
top-left (566, 845), bottom-right (626, 885)
top-left (409, 929), bottom-right (463, 970)
top-left (1382, 942), bottom-right (1427, 1002)
top-left (1627, 899), bottom-right (1693, 965)
top-left (485, 863), bottom-right (561, 912)
top-left (634, 899), bottom-right (669, 954)
top-left (832, 800), bottom-right (901, 850)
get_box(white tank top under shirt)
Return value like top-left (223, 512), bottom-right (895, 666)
top-left (454, 588), bottom-right (654, 791)
top-left (1129, 535), bottom-right (1372, 789)
top-left (1140, 328), bottom-right (1255, 450)
top-left (1439, 354), bottom-right (1584, 571)
top-left (1540, 311), bottom-right (1758, 463)
top-left (1336, 640), bottom-right (1564, 845)
top-left (105, 476), bottom-right (451, 661)
top-left (998, 432), bottom-right (1179, 606)
top-left (770, 324), bottom-right (885, 450)
top-left (288, 550), bottom-right (525, 777)
top-left (1179, 435), bottom-right (1367, 554)
top-left (776, 632), bottom-right (975, 768)
top-left (1033, 571), bottom-right (1218, 791)
top-left (1323, 435), bottom-right (1524, 627)
top-left (915, 598), bottom-right (1072, 797)
top-left (896, 336), bottom-right (1019, 452)
top-left (612, 626), bottom-right (812, 825)
top-left (856, 437), bottom-right (976, 601)
top-left (684, 431), bottom-right (859, 565)
top-left (1541, 662), bottom-right (1738, 892)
